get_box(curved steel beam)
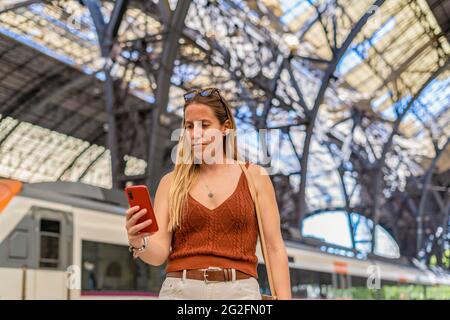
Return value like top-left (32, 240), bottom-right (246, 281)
top-left (145, 0), bottom-right (191, 195)
top-left (371, 58), bottom-right (450, 253)
top-left (416, 138), bottom-right (450, 255)
top-left (158, 0), bottom-right (172, 27)
top-left (82, 0), bottom-right (106, 47)
top-left (83, 0), bottom-right (129, 188)
top-left (324, 123), bottom-right (359, 250)
top-left (297, 0), bottom-right (386, 233)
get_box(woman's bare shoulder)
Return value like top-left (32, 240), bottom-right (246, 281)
top-left (158, 170), bottom-right (175, 189)
top-left (160, 170), bottom-right (174, 184)
top-left (246, 163), bottom-right (274, 198)
top-left (246, 162), bottom-right (269, 177)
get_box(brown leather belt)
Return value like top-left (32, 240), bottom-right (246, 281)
top-left (166, 268), bottom-right (252, 283)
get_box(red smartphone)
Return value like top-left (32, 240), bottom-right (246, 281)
top-left (124, 185), bottom-right (159, 233)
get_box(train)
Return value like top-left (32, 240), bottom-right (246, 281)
top-left (0, 178), bottom-right (449, 300)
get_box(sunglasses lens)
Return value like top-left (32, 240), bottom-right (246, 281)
top-left (200, 89), bottom-right (214, 97)
top-left (184, 88), bottom-right (219, 101)
top-left (184, 92), bottom-right (196, 101)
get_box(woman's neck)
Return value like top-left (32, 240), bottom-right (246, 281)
top-left (198, 156), bottom-right (236, 174)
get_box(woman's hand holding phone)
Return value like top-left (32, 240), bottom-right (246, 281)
top-left (125, 205), bottom-right (155, 248)
top-left (124, 185), bottom-right (159, 252)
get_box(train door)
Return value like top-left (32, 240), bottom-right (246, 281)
top-left (30, 207), bottom-right (73, 299)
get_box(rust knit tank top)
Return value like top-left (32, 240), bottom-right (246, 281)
top-left (165, 162), bottom-right (259, 278)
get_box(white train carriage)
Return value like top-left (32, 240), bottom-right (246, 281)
top-left (0, 179), bottom-right (449, 300)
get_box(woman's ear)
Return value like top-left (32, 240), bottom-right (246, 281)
top-left (222, 120), bottom-right (231, 136)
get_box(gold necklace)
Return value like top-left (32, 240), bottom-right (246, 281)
top-left (204, 184), bottom-right (214, 198)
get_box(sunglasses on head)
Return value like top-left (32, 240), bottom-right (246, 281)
top-left (183, 87), bottom-right (221, 102)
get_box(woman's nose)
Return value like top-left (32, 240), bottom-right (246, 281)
top-left (190, 125), bottom-right (203, 141)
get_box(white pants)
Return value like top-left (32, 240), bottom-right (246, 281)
top-left (158, 268), bottom-right (262, 300)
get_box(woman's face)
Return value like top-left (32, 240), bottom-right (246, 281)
top-left (184, 103), bottom-right (230, 158)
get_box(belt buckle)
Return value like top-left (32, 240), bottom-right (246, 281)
top-left (203, 267), bottom-right (220, 284)
top-left (203, 269), bottom-right (210, 284)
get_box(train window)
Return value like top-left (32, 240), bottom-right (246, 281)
top-left (81, 240), bottom-right (164, 294)
top-left (39, 219), bottom-right (60, 268)
top-left (41, 220), bottom-right (60, 233)
top-left (290, 268), bottom-right (333, 299)
top-left (331, 273), bottom-right (352, 299)
top-left (260, 265), bottom-right (335, 299)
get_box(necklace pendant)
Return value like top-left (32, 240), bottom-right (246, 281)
top-left (208, 192), bottom-right (214, 198)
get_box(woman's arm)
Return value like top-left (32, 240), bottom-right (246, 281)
top-left (125, 171), bottom-right (174, 266)
top-left (249, 164), bottom-right (292, 300)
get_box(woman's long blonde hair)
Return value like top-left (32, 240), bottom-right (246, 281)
top-left (167, 90), bottom-right (241, 231)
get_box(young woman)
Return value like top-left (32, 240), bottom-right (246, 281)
top-left (125, 88), bottom-right (291, 299)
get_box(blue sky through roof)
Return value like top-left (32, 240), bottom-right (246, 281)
top-left (416, 78), bottom-right (450, 115)
top-left (376, 76), bottom-right (449, 127)
top-left (280, 0), bottom-right (313, 25)
top-left (29, 3), bottom-right (98, 44)
top-left (336, 17), bottom-right (396, 76)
